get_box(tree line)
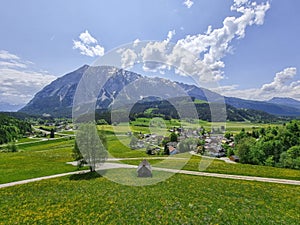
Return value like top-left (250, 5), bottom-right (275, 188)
top-left (0, 113), bottom-right (32, 144)
top-left (94, 98), bottom-right (285, 125)
top-left (234, 120), bottom-right (300, 169)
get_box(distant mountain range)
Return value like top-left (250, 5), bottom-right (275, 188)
top-left (224, 97), bottom-right (300, 117)
top-left (18, 65), bottom-right (300, 119)
top-left (0, 102), bottom-right (25, 112)
top-left (267, 97), bottom-right (300, 110)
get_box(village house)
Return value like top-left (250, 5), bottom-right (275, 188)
top-left (167, 142), bottom-right (179, 155)
top-left (204, 135), bottom-right (225, 157)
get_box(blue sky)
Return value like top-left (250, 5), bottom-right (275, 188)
top-left (0, 0), bottom-right (300, 108)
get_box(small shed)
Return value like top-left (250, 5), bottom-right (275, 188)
top-left (137, 159), bottom-right (152, 178)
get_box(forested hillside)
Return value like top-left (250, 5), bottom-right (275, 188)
top-left (0, 113), bottom-right (32, 144)
top-left (127, 99), bottom-right (283, 123)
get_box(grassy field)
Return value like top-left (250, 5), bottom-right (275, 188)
top-left (119, 155), bottom-right (300, 181)
top-left (0, 138), bottom-right (76, 184)
top-left (0, 120), bottom-right (297, 184)
top-left (58, 130), bottom-right (75, 135)
top-left (184, 156), bottom-right (300, 180)
top-left (130, 117), bottom-right (181, 129)
top-left (0, 121), bottom-right (300, 224)
top-left (222, 121), bottom-right (278, 134)
top-left (102, 119), bottom-right (280, 135)
top-left (14, 137), bottom-right (43, 144)
top-left (0, 173), bottom-right (299, 224)
top-left (106, 134), bottom-right (147, 158)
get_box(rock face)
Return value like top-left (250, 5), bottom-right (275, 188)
top-left (19, 65), bottom-right (143, 117)
top-left (20, 65), bottom-right (89, 117)
top-left (19, 65), bottom-right (300, 117)
top-left (19, 65), bottom-right (216, 117)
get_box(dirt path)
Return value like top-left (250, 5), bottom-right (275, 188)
top-left (0, 170), bottom-right (89, 189)
top-left (1, 163), bottom-right (299, 189)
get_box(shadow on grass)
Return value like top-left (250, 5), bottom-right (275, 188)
top-left (69, 171), bottom-right (102, 181)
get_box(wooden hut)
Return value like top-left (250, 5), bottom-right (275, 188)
top-left (137, 159), bottom-right (152, 178)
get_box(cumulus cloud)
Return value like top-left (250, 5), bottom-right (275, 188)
top-left (0, 50), bottom-right (57, 106)
top-left (183, 0), bottom-right (194, 9)
top-left (176, 0), bottom-right (270, 81)
top-left (123, 0), bottom-right (270, 85)
top-left (262, 67), bottom-right (296, 92)
top-left (73, 30), bottom-right (105, 57)
top-left (141, 41), bottom-right (169, 73)
top-left (121, 49), bottom-right (138, 69)
top-left (140, 30), bottom-right (175, 73)
top-left (78, 30), bottom-right (98, 45)
top-left (71, 1), bottom-right (270, 86)
top-left (213, 67), bottom-right (300, 101)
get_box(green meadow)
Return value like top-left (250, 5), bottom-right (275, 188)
top-left (0, 138), bottom-right (76, 184)
top-left (0, 174), bottom-right (299, 224)
top-left (0, 121), bottom-right (299, 224)
top-left (120, 156), bottom-right (300, 181)
top-left (0, 121), bottom-right (298, 184)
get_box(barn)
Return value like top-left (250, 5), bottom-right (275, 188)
top-left (137, 159), bottom-right (152, 178)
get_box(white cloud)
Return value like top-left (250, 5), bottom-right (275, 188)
top-left (140, 30), bottom-right (175, 73)
top-left (0, 61), bottom-right (27, 69)
top-left (133, 38), bottom-right (140, 47)
top-left (212, 86), bottom-right (260, 100)
top-left (213, 67), bottom-right (300, 101)
top-left (126, 1), bottom-right (270, 85)
top-left (73, 30), bottom-right (105, 57)
top-left (262, 67), bottom-right (296, 92)
top-left (0, 50), bottom-right (20, 60)
top-left (0, 50), bottom-right (57, 106)
top-left (79, 30), bottom-right (98, 45)
top-left (141, 41), bottom-right (169, 73)
top-left (183, 0), bottom-right (194, 9)
top-left (166, 30), bottom-right (176, 43)
top-left (176, 0), bottom-right (270, 82)
top-left (121, 49), bottom-right (138, 69)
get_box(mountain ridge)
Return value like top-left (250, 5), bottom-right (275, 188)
top-left (267, 97), bottom-right (300, 110)
top-left (18, 65), bottom-right (300, 118)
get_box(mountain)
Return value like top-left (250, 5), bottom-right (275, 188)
top-left (19, 65), bottom-right (300, 118)
top-left (225, 97), bottom-right (300, 117)
top-left (267, 97), bottom-right (300, 110)
top-left (19, 65), bottom-right (89, 117)
top-left (20, 65), bottom-right (143, 117)
top-left (20, 65), bottom-right (212, 117)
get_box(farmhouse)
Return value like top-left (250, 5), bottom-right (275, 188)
top-left (167, 142), bottom-right (179, 155)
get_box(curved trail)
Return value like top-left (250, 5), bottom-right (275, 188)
top-left (1, 162), bottom-right (299, 189)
